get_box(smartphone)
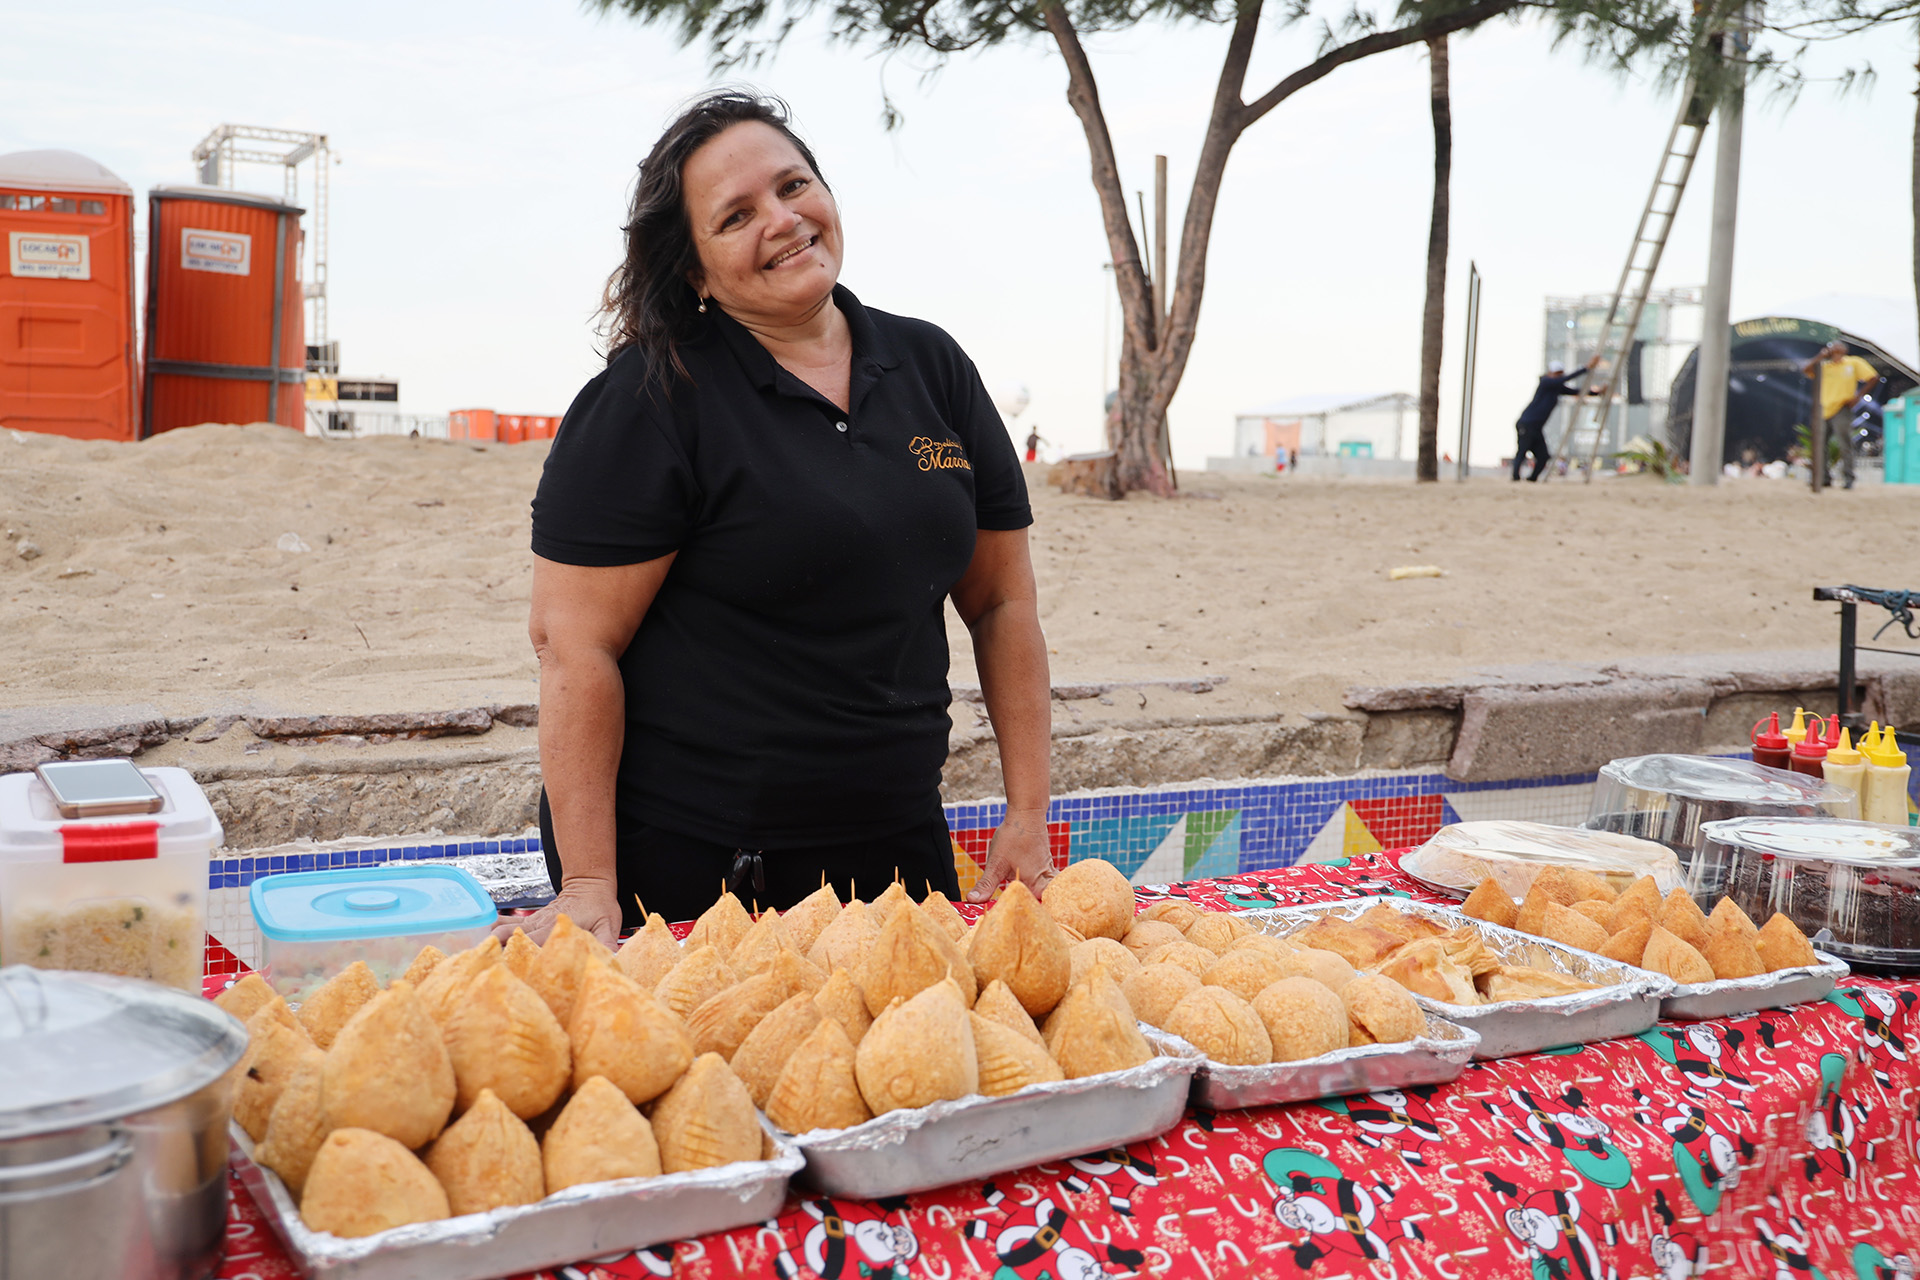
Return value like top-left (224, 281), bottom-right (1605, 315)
top-left (34, 759), bottom-right (166, 819)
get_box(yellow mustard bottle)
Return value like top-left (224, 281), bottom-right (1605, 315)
top-left (1862, 727), bottom-right (1913, 827)
top-left (1785, 707), bottom-right (1810, 749)
top-left (1822, 728), bottom-right (1867, 805)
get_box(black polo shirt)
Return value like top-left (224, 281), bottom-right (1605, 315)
top-left (531, 285), bottom-right (1032, 848)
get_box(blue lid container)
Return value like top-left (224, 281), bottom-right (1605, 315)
top-left (251, 864), bottom-right (497, 942)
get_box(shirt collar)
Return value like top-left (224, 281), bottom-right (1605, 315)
top-left (707, 284), bottom-right (900, 396)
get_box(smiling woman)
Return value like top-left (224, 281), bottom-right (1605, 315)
top-left (512, 92), bottom-right (1055, 944)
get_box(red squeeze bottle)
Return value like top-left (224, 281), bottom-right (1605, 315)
top-left (1751, 713), bottom-right (1791, 770)
top-left (1789, 715), bottom-right (1831, 777)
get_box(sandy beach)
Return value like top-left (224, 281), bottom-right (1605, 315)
top-left (3, 422), bottom-right (1917, 734)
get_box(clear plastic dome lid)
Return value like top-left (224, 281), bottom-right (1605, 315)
top-left (1599, 755), bottom-right (1857, 808)
top-left (0, 965), bottom-right (247, 1139)
top-left (1699, 817), bottom-right (1920, 868)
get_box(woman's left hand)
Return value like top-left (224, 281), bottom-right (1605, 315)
top-left (967, 807), bottom-right (1053, 903)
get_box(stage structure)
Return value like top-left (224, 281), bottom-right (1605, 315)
top-left (190, 126), bottom-right (331, 355)
top-left (1541, 287), bottom-right (1703, 464)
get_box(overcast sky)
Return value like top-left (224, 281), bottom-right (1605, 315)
top-left (11, 1), bottom-right (1913, 468)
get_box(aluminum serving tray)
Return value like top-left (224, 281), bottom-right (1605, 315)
top-left (230, 1119), bottom-right (802, 1280)
top-left (781, 1042), bottom-right (1200, 1199)
top-left (1242, 900), bottom-right (1674, 1060)
top-left (1150, 1010), bottom-right (1480, 1111)
top-left (1658, 949), bottom-right (1849, 1021)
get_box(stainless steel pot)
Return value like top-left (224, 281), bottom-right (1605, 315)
top-left (0, 966), bottom-right (247, 1280)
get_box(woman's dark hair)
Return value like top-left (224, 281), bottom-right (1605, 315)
top-left (601, 91), bottom-right (830, 383)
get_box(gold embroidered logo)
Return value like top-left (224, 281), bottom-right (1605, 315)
top-left (910, 436), bottom-right (971, 472)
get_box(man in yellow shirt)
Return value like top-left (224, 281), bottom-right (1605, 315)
top-left (1802, 341), bottom-right (1879, 488)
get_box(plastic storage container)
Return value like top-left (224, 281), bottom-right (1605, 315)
top-left (1697, 817), bottom-right (1920, 974)
top-left (250, 864), bottom-right (497, 1002)
top-left (0, 766), bottom-right (219, 991)
top-left (1401, 820), bottom-right (1686, 900)
top-left (1584, 755), bottom-right (1859, 897)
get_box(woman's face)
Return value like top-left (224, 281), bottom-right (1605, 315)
top-left (682, 121), bottom-right (842, 323)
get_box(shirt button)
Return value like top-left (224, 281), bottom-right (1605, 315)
top-left (835, 421), bottom-right (848, 433)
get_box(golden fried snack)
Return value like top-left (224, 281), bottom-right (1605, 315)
top-left (570, 962), bottom-right (694, 1104)
top-left (1640, 926), bottom-right (1714, 985)
top-left (1164, 987), bottom-right (1272, 1066)
top-left (869, 880), bottom-right (916, 933)
top-left (528, 915), bottom-right (608, 1029)
top-left (1542, 902), bottom-right (1610, 955)
top-left (441, 965), bottom-right (570, 1119)
top-left (684, 890), bottom-right (753, 960)
top-left (1608, 875), bottom-right (1664, 930)
top-left (425, 1088), bottom-right (544, 1216)
top-left (300, 1129), bottom-right (449, 1238)
top-left (1042, 858), bottom-right (1137, 941)
top-left (731, 993), bottom-right (824, 1109)
top-left (401, 945), bottom-right (446, 988)
top-left (1139, 899), bottom-right (1200, 934)
top-left (1372, 939), bottom-right (1479, 1006)
top-left (1253, 978), bottom-right (1349, 1062)
top-left (1599, 918), bottom-right (1653, 966)
top-left (215, 973), bottom-right (277, 1023)
top-left (255, 1052), bottom-right (327, 1195)
top-left (1342, 975), bottom-right (1424, 1046)
top-left (854, 979), bottom-right (978, 1113)
top-left (244, 993), bottom-right (306, 1042)
top-left (653, 945), bottom-right (739, 1022)
top-left (782, 883), bottom-right (843, 957)
top-left (1531, 866), bottom-right (1584, 906)
top-left (769, 947), bottom-right (827, 997)
top-left (1144, 941), bottom-right (1219, 978)
top-left (767, 1018), bottom-right (871, 1134)
top-left (1478, 965), bottom-right (1599, 1002)
top-left (813, 968), bottom-right (873, 1046)
top-left (1560, 868), bottom-right (1618, 904)
top-left (1354, 904), bottom-right (1445, 944)
top-left (1570, 900), bottom-right (1615, 929)
top-left (807, 900), bottom-right (878, 974)
top-left (1513, 882), bottom-right (1553, 939)
top-left (323, 979), bottom-right (456, 1149)
top-left (1227, 933), bottom-right (1294, 961)
top-left (1460, 879), bottom-right (1518, 929)
top-left (967, 881), bottom-right (1072, 1017)
top-left (1070, 937), bottom-right (1142, 990)
top-left (689, 971), bottom-right (796, 1061)
top-left (1703, 924), bottom-right (1766, 981)
top-left (1202, 949), bottom-right (1290, 1004)
top-left (974, 978), bottom-right (1047, 1047)
top-left (1755, 913), bottom-right (1818, 972)
top-left (1272, 946), bottom-right (1358, 993)
top-left (970, 1011), bottom-right (1065, 1096)
top-left (1184, 913), bottom-right (1251, 956)
top-left (1054, 922), bottom-right (1089, 945)
top-left (236, 1018), bottom-right (321, 1142)
top-left (920, 891), bottom-right (970, 943)
top-left (651, 1052), bottom-right (765, 1173)
top-left (502, 929), bottom-right (541, 984)
top-left (542, 1075), bottom-right (662, 1192)
top-left (613, 914), bottom-right (683, 991)
top-left (860, 903), bottom-right (977, 1016)
top-left (1289, 919), bottom-right (1404, 970)
top-left (1121, 965), bottom-right (1200, 1030)
top-left (1708, 898), bottom-right (1759, 941)
top-left (416, 938), bottom-right (500, 1030)
top-left (1043, 975), bottom-right (1153, 1080)
top-left (1658, 890), bottom-right (1712, 954)
top-left (297, 961), bottom-right (380, 1051)
top-left (923, 910), bottom-right (975, 1000)
top-left (728, 910), bottom-right (793, 979)
top-left (1431, 926), bottom-right (1501, 977)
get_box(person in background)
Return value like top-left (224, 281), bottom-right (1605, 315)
top-left (1801, 341), bottom-right (1878, 489)
top-left (1512, 355), bottom-right (1602, 482)
top-left (1024, 426), bottom-right (1043, 462)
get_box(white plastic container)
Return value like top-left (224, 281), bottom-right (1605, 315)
top-left (0, 766), bottom-right (220, 991)
top-left (250, 865), bottom-right (497, 1002)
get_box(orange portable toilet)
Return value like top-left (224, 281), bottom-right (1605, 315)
top-left (143, 186), bottom-right (304, 435)
top-left (449, 408), bottom-right (495, 441)
top-left (499, 414), bottom-right (526, 444)
top-left (0, 150), bottom-right (139, 440)
top-left (528, 415), bottom-right (557, 441)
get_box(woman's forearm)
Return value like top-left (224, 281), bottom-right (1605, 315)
top-left (971, 599), bottom-right (1052, 815)
top-left (537, 647), bottom-right (627, 896)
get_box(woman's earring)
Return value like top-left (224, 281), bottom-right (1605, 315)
top-left (697, 296), bottom-right (708, 314)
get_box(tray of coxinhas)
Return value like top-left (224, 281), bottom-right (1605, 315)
top-left (1229, 898), bottom-right (1674, 1060)
top-left (1453, 864), bottom-right (1849, 1022)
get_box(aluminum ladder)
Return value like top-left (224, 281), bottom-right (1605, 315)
top-left (1558, 80), bottom-right (1713, 480)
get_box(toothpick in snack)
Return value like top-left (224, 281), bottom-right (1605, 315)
top-left (633, 894), bottom-right (650, 919)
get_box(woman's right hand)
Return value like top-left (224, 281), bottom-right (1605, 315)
top-left (492, 876), bottom-right (623, 948)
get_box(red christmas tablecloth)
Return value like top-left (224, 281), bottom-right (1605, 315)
top-left (216, 853), bottom-right (1920, 1280)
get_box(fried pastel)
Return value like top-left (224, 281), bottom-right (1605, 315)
top-left (301, 1129), bottom-right (448, 1237)
top-left (974, 978), bottom-right (1048, 1047)
top-left (501, 928), bottom-right (541, 984)
top-left (654, 1052), bottom-right (764, 1172)
top-left (1202, 949), bottom-right (1291, 1005)
top-left (767, 1017), bottom-right (872, 1134)
top-left (684, 890), bottom-right (754, 960)
top-left (920, 891), bottom-right (969, 943)
top-left (1513, 881), bottom-right (1554, 939)
top-left (1542, 902), bottom-right (1611, 955)
top-left (1709, 898), bottom-right (1759, 941)
top-left (1044, 974), bottom-right (1153, 1079)
top-left (425, 1088), bottom-right (544, 1216)
top-left (297, 960), bottom-right (380, 1051)
top-left (967, 880), bottom-right (1072, 1017)
top-left (528, 914), bottom-right (608, 1029)
top-left (1341, 975), bottom-right (1424, 1046)
top-left (807, 900), bottom-right (878, 974)
top-left (1372, 939), bottom-right (1479, 1006)
top-left (731, 993), bottom-right (824, 1109)
top-left (1164, 986), bottom-right (1271, 1066)
top-left (613, 914), bottom-right (684, 991)
top-left (855, 978), bottom-right (978, 1113)
top-left (401, 944), bottom-right (446, 988)
top-left (1638, 926), bottom-right (1714, 985)
top-left (970, 1010), bottom-right (1065, 1096)
top-left (1139, 899), bottom-right (1200, 934)
top-left (440, 964), bottom-right (570, 1118)
top-left (1599, 918), bottom-right (1654, 966)
top-left (1477, 965), bottom-right (1600, 1002)
top-left (214, 973), bottom-right (277, 1023)
top-left (653, 945), bottom-right (739, 1022)
top-left (1460, 879), bottom-right (1519, 929)
top-left (323, 979), bottom-right (456, 1149)
top-left (1070, 937), bottom-right (1142, 990)
top-left (860, 903), bottom-right (977, 1016)
top-left (1271, 946), bottom-right (1358, 993)
top-left (1354, 904), bottom-right (1446, 944)
top-left (1703, 923), bottom-right (1767, 980)
top-left (570, 962), bottom-right (694, 1104)
top-left (1042, 858), bottom-right (1137, 941)
top-left (813, 968), bottom-right (874, 1045)
top-left (255, 1052), bottom-right (328, 1195)
top-left (1658, 890), bottom-right (1713, 954)
top-left (236, 1017), bottom-right (322, 1142)
top-left (1756, 913), bottom-right (1819, 972)
top-left (1288, 919), bottom-right (1405, 970)
top-left (1253, 978), bottom-right (1349, 1062)
top-left (417, 937), bottom-right (501, 1030)
top-left (728, 910), bottom-right (795, 979)
top-left (542, 1075), bottom-right (661, 1191)
top-left (782, 883), bottom-right (843, 958)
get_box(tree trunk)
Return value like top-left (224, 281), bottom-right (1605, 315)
top-left (1417, 35), bottom-right (1450, 483)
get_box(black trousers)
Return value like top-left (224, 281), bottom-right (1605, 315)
top-left (538, 790), bottom-right (961, 931)
top-left (1513, 420), bottom-right (1551, 481)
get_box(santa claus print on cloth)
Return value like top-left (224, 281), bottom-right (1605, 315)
top-left (1059, 1145), bottom-right (1160, 1218)
top-left (1755, 1195), bottom-right (1831, 1280)
top-left (1647, 1188), bottom-right (1705, 1280)
top-left (965, 1183), bottom-right (1144, 1280)
top-left (1262, 1148), bottom-right (1426, 1271)
top-left (1828, 989), bottom-right (1919, 1090)
top-left (1317, 1087), bottom-right (1448, 1168)
top-left (1481, 1171), bottom-right (1618, 1280)
top-left (1804, 1051), bottom-right (1877, 1187)
top-left (1639, 1024), bottom-right (1766, 1110)
top-left (766, 1197), bottom-right (918, 1280)
top-left (1479, 1084), bottom-right (1633, 1189)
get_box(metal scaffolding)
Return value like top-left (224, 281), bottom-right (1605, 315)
top-left (190, 125), bottom-right (331, 347)
top-left (1541, 286), bottom-right (1704, 466)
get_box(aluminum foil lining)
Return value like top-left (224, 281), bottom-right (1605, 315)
top-left (1146, 1010), bottom-right (1479, 1112)
top-left (1658, 950), bottom-right (1850, 1021)
top-left (443, 852), bottom-right (554, 907)
top-left (231, 1120), bottom-right (801, 1280)
top-left (1239, 899), bottom-right (1673, 1060)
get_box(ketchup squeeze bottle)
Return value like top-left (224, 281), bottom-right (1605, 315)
top-left (1788, 715), bottom-right (1830, 777)
top-left (1751, 713), bottom-right (1791, 770)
